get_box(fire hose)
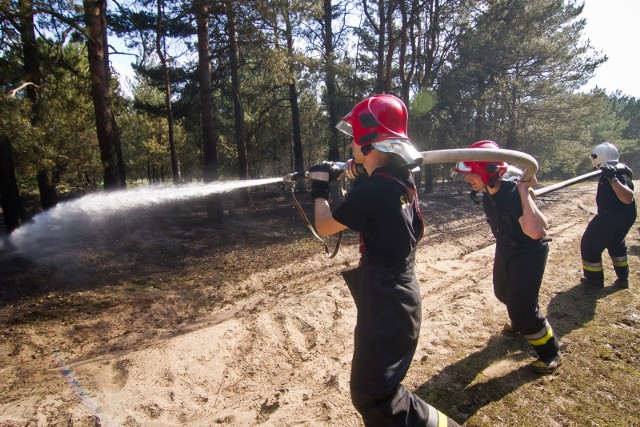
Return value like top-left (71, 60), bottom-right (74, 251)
top-left (419, 148), bottom-right (538, 181)
top-left (532, 169), bottom-right (601, 197)
top-left (283, 162), bottom-right (354, 258)
top-left (282, 148), bottom-right (539, 258)
top-left (419, 148), bottom-right (621, 197)
top-left (282, 148), bottom-right (619, 257)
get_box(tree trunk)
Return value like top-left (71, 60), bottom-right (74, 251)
top-left (37, 170), bottom-right (58, 209)
top-left (0, 140), bottom-right (25, 233)
top-left (423, 164), bottom-right (433, 194)
top-left (397, 0), bottom-right (418, 104)
top-left (19, 0), bottom-right (42, 120)
top-left (284, 9), bottom-right (304, 190)
top-left (506, 81), bottom-right (519, 149)
top-left (19, 0), bottom-right (59, 210)
top-left (374, 0), bottom-right (386, 94)
top-left (195, 0), bottom-right (223, 221)
top-left (83, 0), bottom-right (126, 189)
top-left (323, 0), bottom-right (341, 161)
top-left (225, 0), bottom-right (249, 205)
top-left (156, 0), bottom-right (181, 184)
top-left (383, 0), bottom-right (395, 93)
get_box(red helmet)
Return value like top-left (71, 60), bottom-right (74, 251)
top-left (451, 140), bottom-right (508, 186)
top-left (336, 94), bottom-right (409, 146)
top-left (336, 94), bottom-right (422, 167)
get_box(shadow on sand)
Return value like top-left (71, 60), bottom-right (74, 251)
top-left (415, 280), bottom-right (625, 423)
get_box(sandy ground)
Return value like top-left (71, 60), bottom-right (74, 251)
top-left (0, 180), bottom-right (638, 426)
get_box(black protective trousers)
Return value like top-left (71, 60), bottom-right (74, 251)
top-left (342, 257), bottom-right (459, 427)
top-left (493, 242), bottom-right (559, 360)
top-left (580, 209), bottom-right (637, 281)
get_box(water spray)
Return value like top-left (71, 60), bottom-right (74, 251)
top-left (3, 178), bottom-right (283, 257)
top-left (2, 147), bottom-right (598, 262)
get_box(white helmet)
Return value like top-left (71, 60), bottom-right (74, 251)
top-left (591, 142), bottom-right (619, 167)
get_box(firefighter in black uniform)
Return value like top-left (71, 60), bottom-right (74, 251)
top-left (580, 142), bottom-right (636, 288)
top-left (451, 140), bottom-right (562, 375)
top-left (308, 94), bottom-right (460, 427)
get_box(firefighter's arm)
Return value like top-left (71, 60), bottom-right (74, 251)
top-left (609, 177), bottom-right (635, 204)
top-left (517, 176), bottom-right (549, 239)
top-left (308, 162), bottom-right (348, 237)
top-left (314, 199), bottom-right (348, 236)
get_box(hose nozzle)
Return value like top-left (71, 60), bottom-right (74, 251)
top-left (282, 161), bottom-right (357, 184)
top-left (282, 171), bottom-right (307, 183)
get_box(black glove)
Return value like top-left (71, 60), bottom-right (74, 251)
top-left (308, 161), bottom-right (340, 200)
top-left (600, 163), bottom-right (617, 181)
top-left (310, 180), bottom-right (330, 200)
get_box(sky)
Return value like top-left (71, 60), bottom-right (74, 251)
top-left (580, 0), bottom-right (640, 97)
top-left (110, 0), bottom-right (640, 99)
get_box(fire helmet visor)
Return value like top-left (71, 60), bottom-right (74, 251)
top-left (451, 161), bottom-right (472, 181)
top-left (371, 139), bottom-right (423, 168)
top-left (336, 119), bottom-right (353, 137)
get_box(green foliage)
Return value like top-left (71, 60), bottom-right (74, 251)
top-left (605, 93), bottom-right (640, 172)
top-left (437, 0), bottom-right (605, 151)
top-left (39, 43), bottom-right (104, 192)
top-left (1, 0), bottom-right (638, 205)
top-left (0, 96), bottom-right (39, 194)
top-left (119, 79), bottom-right (200, 183)
top-left (1, 41), bottom-right (104, 195)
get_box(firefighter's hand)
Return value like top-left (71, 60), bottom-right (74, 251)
top-left (601, 163), bottom-right (617, 181)
top-left (344, 159), bottom-right (363, 180)
top-left (517, 175), bottom-right (538, 199)
top-left (308, 162), bottom-right (333, 200)
top-left (517, 174), bottom-right (538, 189)
top-left (309, 161), bottom-right (344, 182)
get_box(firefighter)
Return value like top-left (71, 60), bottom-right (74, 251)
top-left (580, 142), bottom-right (636, 288)
top-left (308, 94), bottom-right (460, 427)
top-left (451, 140), bottom-right (562, 375)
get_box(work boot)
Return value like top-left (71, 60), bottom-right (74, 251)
top-left (528, 353), bottom-right (562, 375)
top-left (580, 276), bottom-right (604, 288)
top-left (613, 278), bottom-right (629, 289)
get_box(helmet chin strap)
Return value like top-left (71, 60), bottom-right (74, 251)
top-left (484, 181), bottom-right (500, 194)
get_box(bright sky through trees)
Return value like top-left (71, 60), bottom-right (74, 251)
top-left (109, 0), bottom-right (640, 99)
top-left (581, 0), bottom-right (640, 97)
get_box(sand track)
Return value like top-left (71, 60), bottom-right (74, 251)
top-left (1, 182), bottom-right (638, 426)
